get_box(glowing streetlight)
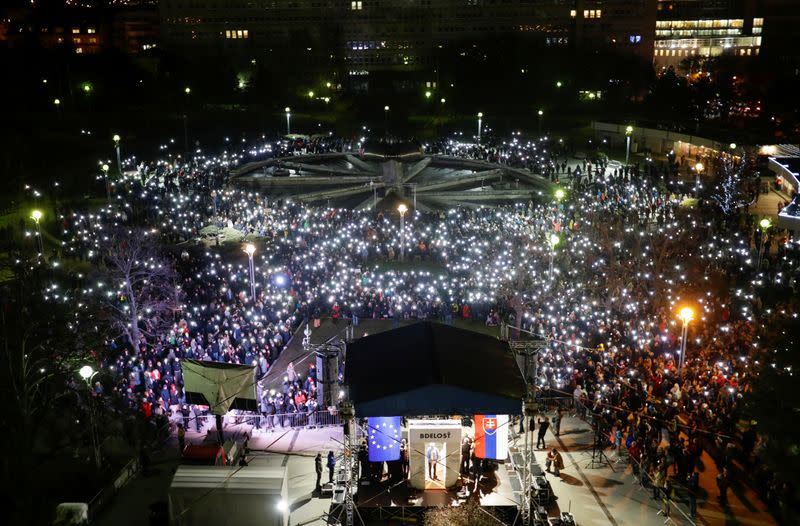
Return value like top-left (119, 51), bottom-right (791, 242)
top-left (184, 86), bottom-right (191, 95)
top-left (555, 188), bottom-right (565, 201)
top-left (440, 97), bottom-right (446, 104)
top-left (384, 106), bottom-right (390, 136)
top-left (556, 81), bottom-right (562, 88)
top-left (82, 83), bottom-right (92, 93)
top-left (308, 90), bottom-right (315, 98)
top-left (113, 134), bottom-right (123, 176)
top-left (757, 218), bottom-right (772, 270)
top-left (477, 112), bottom-right (483, 142)
top-left (54, 98), bottom-right (61, 107)
top-left (425, 90), bottom-right (432, 99)
top-left (729, 143), bottom-right (737, 151)
top-left (31, 210), bottom-right (44, 256)
top-left (285, 107), bottom-right (291, 135)
top-left (244, 243), bottom-right (257, 301)
top-left (78, 365), bottom-right (101, 468)
top-left (538, 109), bottom-right (544, 135)
top-left (101, 164), bottom-right (110, 202)
top-left (79, 365), bottom-right (95, 380)
top-left (694, 162), bottom-right (704, 197)
top-left (677, 306), bottom-right (694, 373)
top-left (398, 204), bottom-right (408, 262)
top-left (625, 125), bottom-right (634, 165)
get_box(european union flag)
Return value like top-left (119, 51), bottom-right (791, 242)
top-left (367, 416), bottom-right (402, 462)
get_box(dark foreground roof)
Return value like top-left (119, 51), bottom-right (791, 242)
top-left (344, 322), bottom-right (525, 416)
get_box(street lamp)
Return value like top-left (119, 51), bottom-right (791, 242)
top-left (548, 233), bottom-right (560, 277)
top-left (440, 97), bottom-right (446, 104)
top-left (757, 218), bottom-right (771, 271)
top-left (101, 163), bottom-right (110, 202)
top-left (184, 86), bottom-right (191, 95)
top-left (78, 365), bottom-right (102, 469)
top-left (425, 90), bottom-right (432, 99)
top-left (729, 143), bottom-right (737, 151)
top-left (384, 105), bottom-right (390, 136)
top-left (398, 203), bottom-right (408, 262)
top-left (477, 112), bottom-right (483, 143)
top-left (694, 162), bottom-right (704, 197)
top-left (31, 210), bottom-right (43, 256)
top-left (677, 307), bottom-right (694, 373)
top-left (285, 107), bottom-right (291, 135)
top-left (538, 109), bottom-right (544, 136)
top-left (625, 125), bottom-right (634, 165)
top-left (113, 134), bottom-right (122, 176)
top-left (244, 243), bottom-right (257, 302)
top-left (308, 90), bottom-right (315, 98)
top-left (556, 81), bottom-right (562, 88)
top-left (54, 98), bottom-right (61, 107)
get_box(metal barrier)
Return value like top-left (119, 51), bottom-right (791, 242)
top-left (182, 410), bottom-right (342, 433)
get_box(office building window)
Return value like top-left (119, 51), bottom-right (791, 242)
top-left (570, 10), bottom-right (576, 18)
top-left (629, 35), bottom-right (641, 44)
top-left (72, 28), bottom-right (80, 34)
top-left (584, 9), bottom-right (601, 19)
top-left (225, 29), bottom-right (249, 39)
top-left (87, 28), bottom-right (96, 34)
top-left (351, 1), bottom-right (362, 10)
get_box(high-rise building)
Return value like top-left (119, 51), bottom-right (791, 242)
top-left (653, 0), bottom-right (763, 70)
top-left (158, 1), bottom-right (656, 80)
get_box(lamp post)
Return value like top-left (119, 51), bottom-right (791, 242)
top-left (244, 243), bottom-right (257, 302)
top-left (398, 203), bottom-right (408, 262)
top-left (285, 107), bottom-right (291, 135)
top-left (538, 109), bottom-right (544, 136)
top-left (384, 105), bottom-right (390, 136)
top-left (625, 125), bottom-right (634, 165)
top-left (757, 218), bottom-right (771, 271)
top-left (477, 112), bottom-right (483, 143)
top-left (113, 134), bottom-right (122, 176)
top-left (101, 163), bottom-right (110, 202)
top-left (31, 209), bottom-right (44, 256)
top-left (694, 162), bottom-right (704, 197)
top-left (677, 307), bottom-right (694, 374)
top-left (548, 233), bottom-right (560, 277)
top-left (79, 365), bottom-right (102, 469)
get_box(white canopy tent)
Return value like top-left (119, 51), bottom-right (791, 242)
top-left (169, 464), bottom-right (288, 526)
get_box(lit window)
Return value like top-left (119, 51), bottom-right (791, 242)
top-left (596, 10), bottom-right (601, 18)
top-left (74, 37), bottom-right (81, 44)
top-left (570, 10), bottom-right (576, 18)
top-left (351, 1), bottom-right (362, 10)
top-left (87, 28), bottom-right (95, 34)
top-left (75, 47), bottom-right (83, 54)
top-left (243, 30), bottom-right (248, 38)
top-left (72, 28), bottom-right (80, 34)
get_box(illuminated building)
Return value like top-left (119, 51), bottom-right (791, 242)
top-left (653, 0), bottom-right (763, 69)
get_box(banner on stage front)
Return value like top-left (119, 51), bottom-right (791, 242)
top-left (367, 416), bottom-right (402, 462)
top-left (473, 414), bottom-right (509, 460)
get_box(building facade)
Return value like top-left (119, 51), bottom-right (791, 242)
top-left (158, 0), bottom-right (656, 74)
top-left (653, 0), bottom-right (763, 70)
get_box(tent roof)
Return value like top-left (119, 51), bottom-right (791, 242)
top-left (170, 465), bottom-right (286, 495)
top-left (344, 322), bottom-right (525, 416)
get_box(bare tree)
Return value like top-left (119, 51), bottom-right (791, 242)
top-left (92, 228), bottom-right (178, 348)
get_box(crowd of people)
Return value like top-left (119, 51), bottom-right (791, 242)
top-left (32, 131), bottom-right (797, 517)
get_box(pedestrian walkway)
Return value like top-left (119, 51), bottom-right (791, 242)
top-left (534, 415), bottom-right (776, 526)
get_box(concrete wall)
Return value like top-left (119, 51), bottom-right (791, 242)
top-left (591, 122), bottom-right (731, 158)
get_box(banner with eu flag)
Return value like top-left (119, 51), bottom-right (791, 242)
top-left (367, 416), bottom-right (402, 462)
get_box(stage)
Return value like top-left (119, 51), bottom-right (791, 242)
top-left (329, 464), bottom-right (522, 523)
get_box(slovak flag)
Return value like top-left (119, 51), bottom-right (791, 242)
top-left (473, 414), bottom-right (509, 460)
top-left (367, 416), bottom-right (402, 462)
